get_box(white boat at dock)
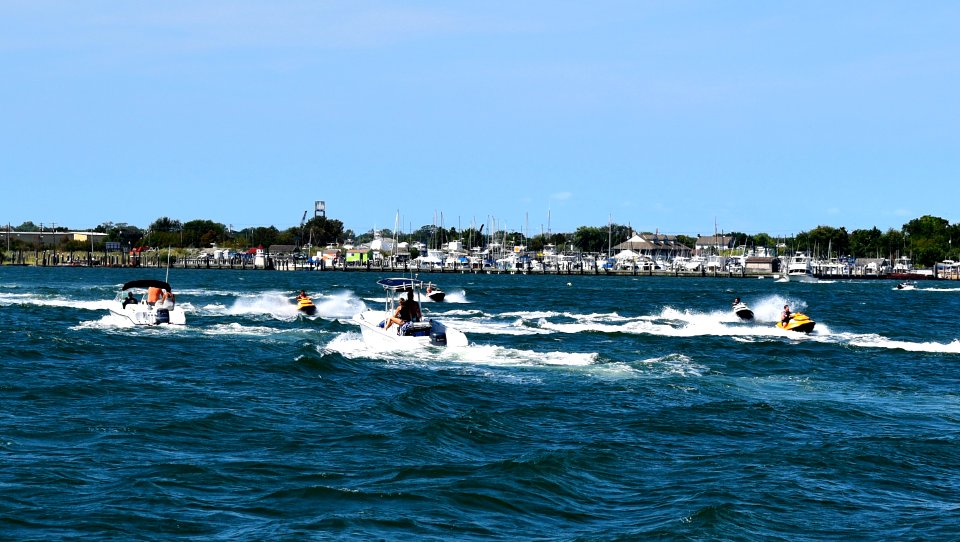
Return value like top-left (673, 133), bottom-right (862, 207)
top-left (786, 251), bottom-right (817, 282)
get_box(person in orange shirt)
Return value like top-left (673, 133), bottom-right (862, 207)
top-left (147, 286), bottom-right (161, 306)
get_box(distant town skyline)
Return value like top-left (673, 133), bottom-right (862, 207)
top-left (3, 2), bottom-right (958, 236)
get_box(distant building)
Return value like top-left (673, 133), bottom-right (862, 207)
top-left (695, 234), bottom-right (735, 253)
top-left (369, 232), bottom-right (396, 254)
top-left (854, 257), bottom-right (890, 276)
top-left (613, 232), bottom-right (692, 261)
top-left (0, 230), bottom-right (108, 247)
top-left (745, 257), bottom-right (780, 274)
top-left (345, 248), bottom-right (372, 266)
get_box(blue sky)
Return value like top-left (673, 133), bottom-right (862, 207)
top-left (2, 1), bottom-right (958, 238)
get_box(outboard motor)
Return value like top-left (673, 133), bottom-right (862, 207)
top-left (429, 320), bottom-right (448, 346)
top-left (155, 308), bottom-right (170, 325)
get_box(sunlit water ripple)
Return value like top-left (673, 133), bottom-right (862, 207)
top-left (1, 267), bottom-right (958, 540)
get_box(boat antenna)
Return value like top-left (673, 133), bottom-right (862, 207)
top-left (165, 245), bottom-right (171, 283)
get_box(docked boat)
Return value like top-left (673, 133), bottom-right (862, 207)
top-left (889, 256), bottom-right (932, 280)
top-left (786, 251), bottom-right (817, 282)
top-left (776, 312), bottom-right (816, 333)
top-left (732, 301), bottom-right (754, 320)
top-left (425, 283), bottom-right (445, 302)
top-left (110, 279), bottom-right (186, 326)
top-left (353, 278), bottom-right (468, 348)
top-left (296, 294), bottom-right (317, 315)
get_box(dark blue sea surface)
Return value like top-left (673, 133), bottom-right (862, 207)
top-left (1, 267), bottom-right (958, 540)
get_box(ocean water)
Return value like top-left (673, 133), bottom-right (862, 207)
top-left (1, 266), bottom-right (958, 540)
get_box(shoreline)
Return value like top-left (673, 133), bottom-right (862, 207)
top-left (3, 259), bottom-right (953, 280)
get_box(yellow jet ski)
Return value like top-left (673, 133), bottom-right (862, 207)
top-left (776, 312), bottom-right (816, 333)
top-left (296, 295), bottom-right (317, 316)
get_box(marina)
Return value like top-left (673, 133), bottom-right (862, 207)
top-left (5, 247), bottom-right (959, 280)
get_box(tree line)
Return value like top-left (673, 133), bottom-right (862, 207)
top-left (4, 214), bottom-right (958, 267)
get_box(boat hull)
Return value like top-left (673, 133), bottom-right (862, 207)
top-left (353, 310), bottom-right (467, 348)
top-left (787, 272), bottom-right (818, 283)
top-left (112, 279), bottom-right (186, 326)
top-left (110, 303), bottom-right (186, 326)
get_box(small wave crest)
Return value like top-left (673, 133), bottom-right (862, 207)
top-left (209, 290), bottom-right (366, 321)
top-left (847, 335), bottom-right (960, 354)
top-left (0, 292), bottom-right (114, 312)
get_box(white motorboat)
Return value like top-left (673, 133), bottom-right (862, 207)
top-left (110, 279), bottom-right (186, 326)
top-left (353, 278), bottom-right (467, 348)
top-left (786, 251), bottom-right (817, 282)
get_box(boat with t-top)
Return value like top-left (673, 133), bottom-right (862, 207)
top-left (110, 279), bottom-right (186, 326)
top-left (353, 278), bottom-right (467, 348)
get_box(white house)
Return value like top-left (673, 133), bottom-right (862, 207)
top-left (369, 231), bottom-right (396, 254)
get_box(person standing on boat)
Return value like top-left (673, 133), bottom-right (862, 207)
top-left (781, 304), bottom-right (792, 326)
top-left (147, 286), bottom-right (162, 306)
top-left (160, 288), bottom-right (176, 309)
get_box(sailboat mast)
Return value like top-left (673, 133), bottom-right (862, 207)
top-left (607, 214), bottom-right (612, 258)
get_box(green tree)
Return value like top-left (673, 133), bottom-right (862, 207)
top-left (903, 215), bottom-right (950, 266)
top-left (676, 235), bottom-right (697, 251)
top-left (849, 227), bottom-right (883, 258)
top-left (301, 216), bottom-right (346, 247)
top-left (144, 216), bottom-right (183, 247)
top-left (149, 217), bottom-right (182, 233)
top-left (798, 225), bottom-right (849, 258)
top-left (182, 219), bottom-right (227, 248)
top-left (880, 228), bottom-right (906, 259)
top-left (571, 224), bottom-right (632, 253)
top-left (750, 232), bottom-right (774, 252)
top-left (948, 224), bottom-right (960, 260)
top-left (572, 226), bottom-right (606, 252)
top-left (236, 226), bottom-right (282, 248)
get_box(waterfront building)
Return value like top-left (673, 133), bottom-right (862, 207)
top-left (694, 234), bottom-right (735, 254)
top-left (614, 232), bottom-right (692, 262)
top-left (0, 230), bottom-right (108, 247)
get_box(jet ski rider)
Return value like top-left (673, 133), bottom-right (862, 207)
top-left (781, 304), bottom-right (792, 326)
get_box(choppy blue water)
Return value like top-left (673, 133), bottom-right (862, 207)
top-left (1, 267), bottom-right (958, 540)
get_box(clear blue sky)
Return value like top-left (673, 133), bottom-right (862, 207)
top-left (2, 1), bottom-right (958, 238)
